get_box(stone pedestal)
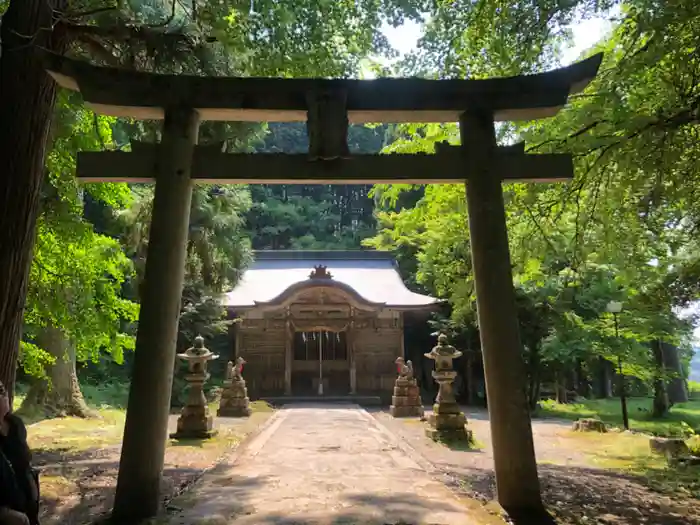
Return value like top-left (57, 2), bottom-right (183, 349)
top-left (170, 336), bottom-right (218, 440)
top-left (390, 377), bottom-right (424, 418)
top-left (424, 335), bottom-right (472, 443)
top-left (217, 357), bottom-right (252, 417)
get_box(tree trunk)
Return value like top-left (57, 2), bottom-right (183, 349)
top-left (596, 356), bottom-right (613, 398)
top-left (19, 327), bottom-right (91, 418)
top-left (651, 340), bottom-right (670, 418)
top-left (0, 0), bottom-right (68, 408)
top-left (556, 368), bottom-right (568, 404)
top-left (527, 343), bottom-right (541, 410)
top-left (465, 352), bottom-right (475, 406)
top-left (661, 341), bottom-right (688, 403)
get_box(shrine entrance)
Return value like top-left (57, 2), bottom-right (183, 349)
top-left (43, 50), bottom-right (603, 521)
top-left (292, 331), bottom-right (349, 396)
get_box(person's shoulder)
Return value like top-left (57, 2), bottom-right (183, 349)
top-left (5, 413), bottom-right (27, 437)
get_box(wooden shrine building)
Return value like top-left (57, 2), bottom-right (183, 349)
top-left (223, 251), bottom-right (437, 400)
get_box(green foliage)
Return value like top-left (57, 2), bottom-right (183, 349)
top-left (365, 0), bottom-right (700, 404)
top-left (20, 92), bottom-right (138, 377)
top-left (247, 123), bottom-right (391, 250)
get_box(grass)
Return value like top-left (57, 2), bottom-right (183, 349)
top-left (14, 383), bottom-right (275, 455)
top-left (28, 407), bottom-right (126, 452)
top-left (536, 397), bottom-right (700, 437)
top-left (568, 430), bottom-right (700, 498)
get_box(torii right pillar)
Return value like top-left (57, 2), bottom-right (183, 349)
top-left (461, 110), bottom-right (543, 516)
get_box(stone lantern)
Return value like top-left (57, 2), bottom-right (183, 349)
top-left (424, 333), bottom-right (472, 442)
top-left (170, 335), bottom-right (219, 439)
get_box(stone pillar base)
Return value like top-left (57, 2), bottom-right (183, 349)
top-left (426, 403), bottom-right (473, 444)
top-left (217, 381), bottom-right (252, 418)
top-left (390, 403), bottom-right (423, 418)
top-left (425, 426), bottom-right (473, 443)
top-left (390, 378), bottom-right (423, 418)
top-left (170, 406), bottom-right (217, 440)
top-left (217, 403), bottom-right (252, 418)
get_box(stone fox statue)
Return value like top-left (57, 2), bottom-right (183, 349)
top-left (231, 357), bottom-right (246, 381)
top-left (395, 357), bottom-right (414, 381)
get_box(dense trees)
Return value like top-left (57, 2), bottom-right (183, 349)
top-left (1, 0), bottom-right (697, 419)
top-left (0, 0), bottom-right (421, 411)
top-left (366, 0), bottom-right (700, 406)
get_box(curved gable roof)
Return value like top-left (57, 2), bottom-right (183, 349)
top-left (222, 251), bottom-right (438, 310)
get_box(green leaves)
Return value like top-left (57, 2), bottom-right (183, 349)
top-left (365, 0), bottom-right (700, 388)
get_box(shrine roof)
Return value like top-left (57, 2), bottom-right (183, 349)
top-left (44, 52), bottom-right (602, 123)
top-left (222, 251), bottom-right (438, 310)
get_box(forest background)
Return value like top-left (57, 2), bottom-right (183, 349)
top-left (1, 0), bottom-right (699, 424)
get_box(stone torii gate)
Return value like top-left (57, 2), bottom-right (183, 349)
top-left (44, 52), bottom-right (602, 522)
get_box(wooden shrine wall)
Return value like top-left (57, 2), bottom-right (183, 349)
top-left (353, 320), bottom-right (402, 395)
top-left (237, 319), bottom-right (286, 397)
top-left (235, 315), bottom-right (403, 399)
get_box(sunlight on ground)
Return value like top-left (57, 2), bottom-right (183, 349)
top-left (25, 399), bottom-right (274, 454)
top-left (27, 408), bottom-right (126, 452)
top-left (568, 429), bottom-right (659, 469)
top-left (568, 430), bottom-right (700, 498)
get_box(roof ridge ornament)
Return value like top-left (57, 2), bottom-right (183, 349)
top-left (309, 265), bottom-right (332, 279)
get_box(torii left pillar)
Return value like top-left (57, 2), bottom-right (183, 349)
top-left (112, 107), bottom-right (200, 522)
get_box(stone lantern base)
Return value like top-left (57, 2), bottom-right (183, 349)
top-left (390, 378), bottom-right (424, 418)
top-left (170, 404), bottom-right (217, 440)
top-left (425, 402), bottom-right (473, 443)
top-left (217, 380), bottom-right (252, 418)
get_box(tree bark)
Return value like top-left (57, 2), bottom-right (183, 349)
top-left (19, 326), bottom-right (91, 418)
top-left (527, 343), bottom-right (541, 410)
top-left (661, 341), bottom-right (688, 403)
top-left (0, 0), bottom-right (68, 408)
top-left (556, 368), bottom-right (568, 404)
top-left (596, 356), bottom-right (613, 398)
top-left (651, 340), bottom-right (670, 418)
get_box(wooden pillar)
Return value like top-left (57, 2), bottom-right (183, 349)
top-left (112, 107), bottom-right (200, 522)
top-left (460, 111), bottom-right (542, 514)
top-left (349, 310), bottom-right (357, 394)
top-left (285, 313), bottom-right (292, 395)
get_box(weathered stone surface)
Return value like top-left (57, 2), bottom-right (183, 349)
top-left (423, 334), bottom-right (471, 443)
top-left (649, 437), bottom-right (689, 458)
top-left (389, 357), bottom-right (423, 418)
top-left (217, 357), bottom-right (252, 418)
top-left (171, 336), bottom-right (219, 440)
top-left (572, 418), bottom-right (607, 433)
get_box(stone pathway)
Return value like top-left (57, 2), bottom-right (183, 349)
top-left (165, 403), bottom-right (486, 525)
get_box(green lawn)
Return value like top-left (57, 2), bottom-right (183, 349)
top-left (536, 397), bottom-right (700, 437)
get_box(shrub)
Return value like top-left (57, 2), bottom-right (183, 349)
top-left (688, 435), bottom-right (700, 456)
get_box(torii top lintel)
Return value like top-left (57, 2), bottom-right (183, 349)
top-left (44, 52), bottom-right (603, 124)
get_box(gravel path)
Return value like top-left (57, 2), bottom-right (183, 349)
top-left (164, 404), bottom-right (500, 525)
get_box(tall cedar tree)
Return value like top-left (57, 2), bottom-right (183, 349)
top-left (0, 1), bottom-right (69, 408)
